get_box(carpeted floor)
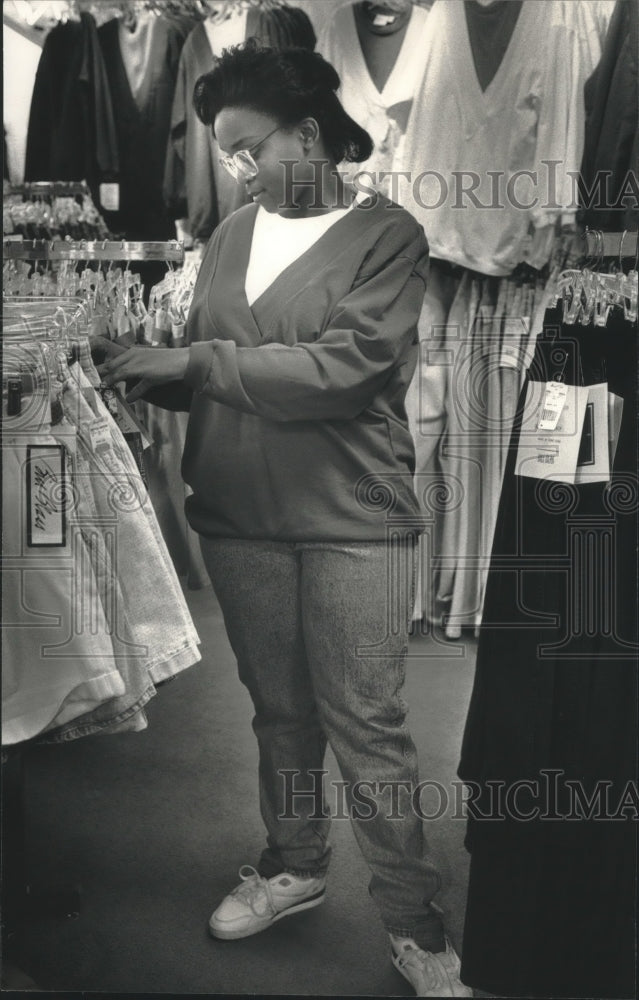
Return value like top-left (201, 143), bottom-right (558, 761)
top-left (11, 586), bottom-right (477, 996)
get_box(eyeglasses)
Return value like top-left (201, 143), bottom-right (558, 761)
top-left (218, 125), bottom-right (282, 182)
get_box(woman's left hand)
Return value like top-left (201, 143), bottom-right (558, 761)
top-left (97, 346), bottom-right (190, 403)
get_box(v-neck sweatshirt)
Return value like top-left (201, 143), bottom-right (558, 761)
top-left (170, 195), bottom-right (429, 542)
top-left (98, 15), bottom-right (190, 239)
top-left (464, 0), bottom-right (523, 92)
top-left (118, 12), bottom-right (158, 107)
top-left (318, 2), bottom-right (432, 197)
top-left (400, 1), bottom-right (585, 276)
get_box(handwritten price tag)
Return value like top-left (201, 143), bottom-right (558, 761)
top-left (26, 445), bottom-right (67, 547)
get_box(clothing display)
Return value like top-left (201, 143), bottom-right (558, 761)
top-left (458, 8), bottom-right (638, 991)
top-left (458, 290), bottom-right (638, 998)
top-left (580, 0), bottom-right (639, 232)
top-left (3, 183), bottom-right (110, 241)
top-left (407, 260), bottom-right (544, 634)
top-left (318, 2), bottom-right (432, 198)
top-left (97, 13), bottom-right (191, 240)
top-left (163, 5), bottom-right (316, 242)
top-left (24, 12), bottom-right (119, 206)
top-left (402, 0), bottom-right (615, 630)
top-left (400, 0), bottom-right (609, 275)
top-left (2, 295), bottom-right (201, 747)
top-left (3, 1), bottom-right (637, 994)
top-left (129, 259), bottom-right (210, 589)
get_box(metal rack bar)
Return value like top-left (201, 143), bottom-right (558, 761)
top-left (3, 239), bottom-right (185, 264)
top-left (584, 229), bottom-right (638, 260)
top-left (8, 181), bottom-right (91, 199)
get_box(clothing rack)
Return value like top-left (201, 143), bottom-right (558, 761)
top-left (9, 181), bottom-right (91, 199)
top-left (3, 239), bottom-right (185, 264)
top-left (3, 0), bottom-right (290, 30)
top-left (583, 229), bottom-right (638, 260)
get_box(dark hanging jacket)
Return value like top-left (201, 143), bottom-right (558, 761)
top-left (25, 12), bottom-right (119, 201)
top-left (163, 5), bottom-right (316, 241)
top-left (98, 15), bottom-right (191, 240)
top-left (580, 0), bottom-right (639, 231)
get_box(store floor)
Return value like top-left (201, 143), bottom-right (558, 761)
top-left (18, 587), bottom-right (477, 996)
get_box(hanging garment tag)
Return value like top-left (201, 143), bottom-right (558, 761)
top-left (537, 381), bottom-right (568, 430)
top-left (574, 383), bottom-right (610, 485)
top-left (499, 316), bottom-right (526, 370)
top-left (151, 308), bottom-right (171, 346)
top-left (26, 444), bottom-right (67, 547)
top-left (373, 12), bottom-right (396, 25)
top-left (171, 321), bottom-right (186, 348)
top-left (88, 418), bottom-right (112, 454)
top-left (608, 392), bottom-right (624, 467)
top-left (516, 381), bottom-right (588, 483)
top-left (142, 313), bottom-right (155, 345)
top-left (99, 183), bottom-right (120, 212)
top-left (109, 387), bottom-right (152, 448)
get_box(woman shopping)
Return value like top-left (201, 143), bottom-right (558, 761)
top-left (98, 40), bottom-right (471, 999)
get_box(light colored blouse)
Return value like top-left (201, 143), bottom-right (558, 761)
top-left (245, 198), bottom-right (357, 306)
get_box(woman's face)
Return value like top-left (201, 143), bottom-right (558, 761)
top-left (215, 106), bottom-right (318, 214)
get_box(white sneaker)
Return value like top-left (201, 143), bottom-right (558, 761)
top-left (391, 936), bottom-right (473, 997)
top-left (209, 865), bottom-right (326, 940)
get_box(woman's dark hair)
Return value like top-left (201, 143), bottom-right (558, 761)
top-left (193, 39), bottom-right (374, 165)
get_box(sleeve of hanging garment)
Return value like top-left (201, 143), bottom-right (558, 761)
top-left (162, 44), bottom-right (188, 218)
top-left (183, 230), bottom-right (429, 422)
top-left (530, 11), bottom-right (574, 232)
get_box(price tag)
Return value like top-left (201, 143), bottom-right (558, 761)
top-left (516, 381), bottom-right (588, 483)
top-left (99, 183), bottom-right (120, 212)
top-left (171, 322), bottom-right (186, 348)
top-left (537, 381), bottom-right (568, 430)
top-left (26, 444), bottom-right (67, 547)
top-left (373, 12), bottom-right (396, 25)
top-left (142, 314), bottom-right (155, 345)
top-left (88, 418), bottom-right (112, 453)
top-left (109, 388), bottom-right (152, 448)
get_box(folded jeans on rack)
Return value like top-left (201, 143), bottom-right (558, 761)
top-left (1, 433), bottom-right (127, 746)
top-left (61, 365), bottom-right (201, 683)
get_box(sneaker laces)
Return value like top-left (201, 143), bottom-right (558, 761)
top-left (229, 865), bottom-right (276, 918)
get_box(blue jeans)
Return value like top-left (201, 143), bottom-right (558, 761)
top-left (199, 537), bottom-right (445, 950)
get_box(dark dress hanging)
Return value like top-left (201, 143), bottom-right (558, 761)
top-left (24, 12), bottom-right (119, 201)
top-left (458, 308), bottom-right (638, 998)
top-left (97, 15), bottom-right (191, 241)
top-left (458, 4), bottom-right (638, 995)
top-left (580, 0), bottom-right (638, 232)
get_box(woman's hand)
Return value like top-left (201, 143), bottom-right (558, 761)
top-left (89, 335), bottom-right (129, 365)
top-left (97, 346), bottom-right (190, 403)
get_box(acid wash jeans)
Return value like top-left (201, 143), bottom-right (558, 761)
top-left (199, 536), bottom-right (445, 951)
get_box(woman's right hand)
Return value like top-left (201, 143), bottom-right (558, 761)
top-left (89, 335), bottom-right (130, 365)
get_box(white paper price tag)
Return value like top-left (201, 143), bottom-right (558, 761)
top-left (99, 183), bottom-right (120, 212)
top-left (88, 418), bottom-right (112, 453)
top-left (516, 381), bottom-right (588, 484)
top-left (538, 381), bottom-right (568, 430)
